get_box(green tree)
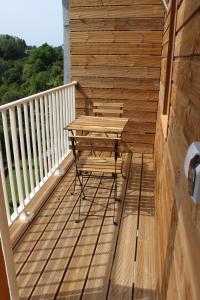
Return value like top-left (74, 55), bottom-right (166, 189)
top-left (0, 34), bottom-right (26, 59)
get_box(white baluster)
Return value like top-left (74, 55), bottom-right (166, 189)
top-left (2, 111), bottom-right (18, 214)
top-left (40, 97), bottom-right (47, 177)
top-left (67, 87), bottom-right (71, 123)
top-left (0, 141), bottom-right (11, 224)
top-left (72, 84), bottom-right (76, 121)
top-left (9, 107), bottom-right (24, 209)
top-left (35, 99), bottom-right (43, 182)
top-left (64, 87), bottom-right (69, 154)
top-left (49, 94), bottom-right (55, 168)
top-left (59, 90), bottom-right (64, 158)
top-left (44, 95), bottom-right (51, 172)
top-left (30, 101), bottom-right (39, 187)
top-left (17, 106), bottom-right (30, 202)
top-left (55, 91), bottom-right (61, 163)
top-left (62, 89), bottom-right (67, 155)
top-left (24, 103), bottom-right (34, 193)
top-left (52, 92), bottom-right (58, 166)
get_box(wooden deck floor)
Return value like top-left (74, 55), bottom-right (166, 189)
top-left (13, 153), bottom-right (155, 300)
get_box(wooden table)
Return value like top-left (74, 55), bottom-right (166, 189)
top-left (65, 115), bottom-right (128, 136)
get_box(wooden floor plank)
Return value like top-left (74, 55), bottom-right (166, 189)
top-left (14, 167), bottom-right (75, 275)
top-left (13, 153), bottom-right (156, 300)
top-left (56, 176), bottom-right (115, 299)
top-left (26, 173), bottom-right (102, 300)
top-left (107, 153), bottom-right (142, 300)
top-left (134, 154), bottom-right (156, 300)
top-left (15, 169), bottom-right (88, 299)
top-left (81, 154), bottom-right (132, 300)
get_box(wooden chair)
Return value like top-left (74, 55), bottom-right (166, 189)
top-left (69, 135), bottom-right (122, 225)
top-left (93, 102), bottom-right (124, 118)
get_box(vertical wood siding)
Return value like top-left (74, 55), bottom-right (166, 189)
top-left (155, 1), bottom-right (200, 299)
top-left (70, 0), bottom-right (164, 153)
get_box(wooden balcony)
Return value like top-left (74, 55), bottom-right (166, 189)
top-left (13, 153), bottom-right (155, 300)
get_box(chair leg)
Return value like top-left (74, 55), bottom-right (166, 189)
top-left (76, 188), bottom-right (82, 223)
top-left (114, 176), bottom-right (120, 202)
top-left (71, 175), bottom-right (77, 195)
top-left (113, 177), bottom-right (118, 225)
top-left (75, 173), bottom-right (86, 223)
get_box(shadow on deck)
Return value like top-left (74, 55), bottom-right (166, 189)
top-left (13, 153), bottom-right (155, 300)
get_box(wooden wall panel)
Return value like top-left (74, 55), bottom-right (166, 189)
top-left (70, 1), bottom-right (164, 153)
top-left (155, 1), bottom-right (200, 299)
top-left (71, 0), bottom-right (162, 6)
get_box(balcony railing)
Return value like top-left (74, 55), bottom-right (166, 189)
top-left (0, 81), bottom-right (77, 225)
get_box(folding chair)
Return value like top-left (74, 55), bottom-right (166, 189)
top-left (93, 102), bottom-right (124, 118)
top-left (69, 135), bottom-right (122, 225)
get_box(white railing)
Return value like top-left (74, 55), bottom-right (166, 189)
top-left (0, 81), bottom-right (76, 225)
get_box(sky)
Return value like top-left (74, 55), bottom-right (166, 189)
top-left (0, 0), bottom-right (63, 47)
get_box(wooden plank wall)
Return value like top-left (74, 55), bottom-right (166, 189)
top-left (70, 0), bottom-right (164, 153)
top-left (155, 1), bottom-right (200, 299)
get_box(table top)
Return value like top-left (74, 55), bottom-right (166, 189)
top-left (65, 115), bottom-right (128, 134)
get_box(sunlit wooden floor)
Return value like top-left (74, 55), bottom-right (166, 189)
top-left (14, 153), bottom-right (155, 300)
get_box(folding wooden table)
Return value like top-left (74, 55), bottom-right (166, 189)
top-left (65, 115), bottom-right (128, 136)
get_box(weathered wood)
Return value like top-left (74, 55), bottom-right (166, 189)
top-left (75, 108), bottom-right (157, 123)
top-left (66, 115), bottom-right (128, 135)
top-left (71, 18), bottom-right (164, 32)
top-left (162, 26), bottom-right (170, 46)
top-left (123, 132), bottom-right (155, 144)
top-left (71, 31), bottom-right (163, 44)
top-left (155, 0), bottom-right (200, 298)
top-left (163, 9), bottom-right (171, 33)
top-left (81, 154), bottom-right (132, 300)
top-left (162, 0), bottom-right (177, 115)
top-left (76, 98), bottom-right (158, 111)
top-left (176, 0), bottom-right (200, 32)
top-left (13, 153), bottom-right (155, 298)
top-left (108, 154), bottom-right (142, 300)
top-left (70, 6), bottom-right (164, 19)
top-left (162, 42), bottom-right (169, 57)
top-left (174, 11), bottom-right (200, 57)
top-left (70, 0), bottom-right (162, 7)
top-left (172, 57), bottom-right (200, 109)
top-left (71, 43), bottom-right (162, 55)
top-left (134, 155), bottom-right (156, 299)
top-left (73, 66), bottom-right (160, 79)
top-left (72, 55), bottom-right (161, 67)
top-left (75, 78), bottom-right (160, 90)
top-left (76, 88), bottom-right (159, 101)
top-left (71, 1), bottom-right (163, 152)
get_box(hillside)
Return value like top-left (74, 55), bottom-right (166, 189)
top-left (0, 34), bottom-right (63, 105)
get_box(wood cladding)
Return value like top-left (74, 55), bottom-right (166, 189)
top-left (70, 1), bottom-right (164, 153)
top-left (155, 1), bottom-right (200, 299)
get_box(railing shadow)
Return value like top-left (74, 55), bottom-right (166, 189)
top-left (16, 154), bottom-right (157, 300)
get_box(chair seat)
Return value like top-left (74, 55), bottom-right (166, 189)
top-left (77, 157), bottom-right (122, 174)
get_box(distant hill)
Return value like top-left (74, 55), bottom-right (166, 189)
top-left (0, 34), bottom-right (63, 105)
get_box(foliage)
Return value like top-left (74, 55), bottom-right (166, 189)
top-left (0, 34), bottom-right (26, 60)
top-left (0, 35), bottom-right (63, 105)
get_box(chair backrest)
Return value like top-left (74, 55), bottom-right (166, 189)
top-left (93, 102), bottom-right (124, 118)
top-left (69, 135), bottom-right (120, 161)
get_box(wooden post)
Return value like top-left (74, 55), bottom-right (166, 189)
top-left (0, 175), bottom-right (19, 300)
top-left (0, 241), bottom-right (10, 300)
